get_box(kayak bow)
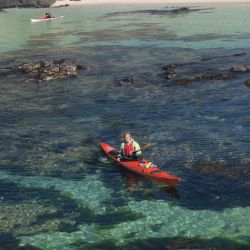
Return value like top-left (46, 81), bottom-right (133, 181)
top-left (100, 141), bottom-right (182, 186)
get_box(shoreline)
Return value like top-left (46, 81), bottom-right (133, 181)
top-left (51, 0), bottom-right (250, 7)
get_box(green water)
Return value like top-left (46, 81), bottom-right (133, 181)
top-left (1, 3), bottom-right (250, 51)
top-left (0, 3), bottom-right (250, 250)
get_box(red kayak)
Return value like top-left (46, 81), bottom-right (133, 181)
top-left (100, 141), bottom-right (182, 186)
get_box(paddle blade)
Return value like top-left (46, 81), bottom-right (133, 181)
top-left (140, 143), bottom-right (153, 151)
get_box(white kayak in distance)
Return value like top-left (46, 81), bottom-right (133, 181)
top-left (30, 16), bottom-right (64, 23)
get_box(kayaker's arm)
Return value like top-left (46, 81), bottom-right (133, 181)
top-left (117, 143), bottom-right (125, 161)
top-left (133, 141), bottom-right (141, 156)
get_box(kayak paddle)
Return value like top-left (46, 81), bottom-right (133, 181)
top-left (134, 143), bottom-right (152, 153)
top-left (109, 143), bottom-right (152, 156)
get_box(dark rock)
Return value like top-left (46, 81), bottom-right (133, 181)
top-left (162, 63), bottom-right (234, 85)
top-left (53, 4), bottom-right (70, 8)
top-left (162, 64), bottom-right (177, 70)
top-left (0, 0), bottom-right (56, 8)
top-left (245, 80), bottom-right (250, 87)
top-left (175, 74), bottom-right (234, 85)
top-left (175, 76), bottom-right (200, 85)
top-left (232, 52), bottom-right (247, 57)
top-left (105, 7), bottom-right (205, 17)
top-left (171, 7), bottom-right (190, 14)
top-left (206, 74), bottom-right (234, 81)
top-left (119, 76), bottom-right (134, 86)
top-left (16, 59), bottom-right (87, 82)
top-left (201, 52), bottom-right (247, 62)
top-left (163, 62), bottom-right (198, 70)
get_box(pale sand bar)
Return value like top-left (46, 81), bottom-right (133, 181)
top-left (51, 0), bottom-right (250, 7)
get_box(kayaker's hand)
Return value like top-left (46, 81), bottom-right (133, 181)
top-left (132, 152), bottom-right (137, 158)
top-left (117, 158), bottom-right (121, 161)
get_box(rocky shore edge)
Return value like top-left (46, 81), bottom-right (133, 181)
top-left (0, 0), bottom-right (56, 9)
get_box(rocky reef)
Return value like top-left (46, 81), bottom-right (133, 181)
top-left (245, 79), bottom-right (250, 87)
top-left (117, 59), bottom-right (250, 88)
top-left (119, 76), bottom-right (134, 86)
top-left (231, 65), bottom-right (250, 73)
top-left (162, 61), bottom-right (250, 86)
top-left (16, 59), bottom-right (87, 82)
top-left (0, 0), bottom-right (55, 8)
top-left (163, 64), bottom-right (235, 85)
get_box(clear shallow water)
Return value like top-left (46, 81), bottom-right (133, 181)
top-left (1, 3), bottom-right (250, 51)
top-left (0, 3), bottom-right (250, 250)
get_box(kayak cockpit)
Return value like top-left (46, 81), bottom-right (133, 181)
top-left (149, 169), bottom-right (163, 175)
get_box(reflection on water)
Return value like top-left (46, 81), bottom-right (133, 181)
top-left (0, 2), bottom-right (250, 250)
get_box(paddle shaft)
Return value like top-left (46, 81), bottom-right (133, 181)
top-left (110, 143), bottom-right (152, 157)
top-left (134, 143), bottom-right (152, 153)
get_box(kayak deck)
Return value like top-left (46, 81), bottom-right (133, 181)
top-left (30, 16), bottom-right (64, 22)
top-left (100, 141), bottom-right (182, 186)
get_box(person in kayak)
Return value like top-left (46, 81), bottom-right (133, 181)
top-left (117, 132), bottom-right (141, 161)
top-left (45, 12), bottom-right (52, 18)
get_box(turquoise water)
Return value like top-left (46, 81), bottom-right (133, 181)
top-left (0, 3), bottom-right (250, 250)
top-left (1, 3), bottom-right (250, 51)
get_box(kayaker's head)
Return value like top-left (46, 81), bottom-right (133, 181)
top-left (123, 132), bottom-right (133, 144)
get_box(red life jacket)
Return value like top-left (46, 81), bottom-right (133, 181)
top-left (123, 143), bottom-right (134, 157)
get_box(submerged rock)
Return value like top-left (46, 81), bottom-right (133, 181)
top-left (175, 74), bottom-right (234, 85)
top-left (195, 160), bottom-right (250, 178)
top-left (162, 64), bottom-right (234, 85)
top-left (198, 160), bottom-right (227, 174)
top-left (245, 79), bottom-right (250, 87)
top-left (16, 59), bottom-right (87, 82)
top-left (201, 52), bottom-right (247, 62)
top-left (105, 7), bottom-right (205, 17)
top-left (170, 7), bottom-right (191, 14)
top-left (119, 76), bottom-right (134, 86)
top-left (162, 64), bottom-right (178, 70)
top-left (0, 201), bottom-right (57, 234)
